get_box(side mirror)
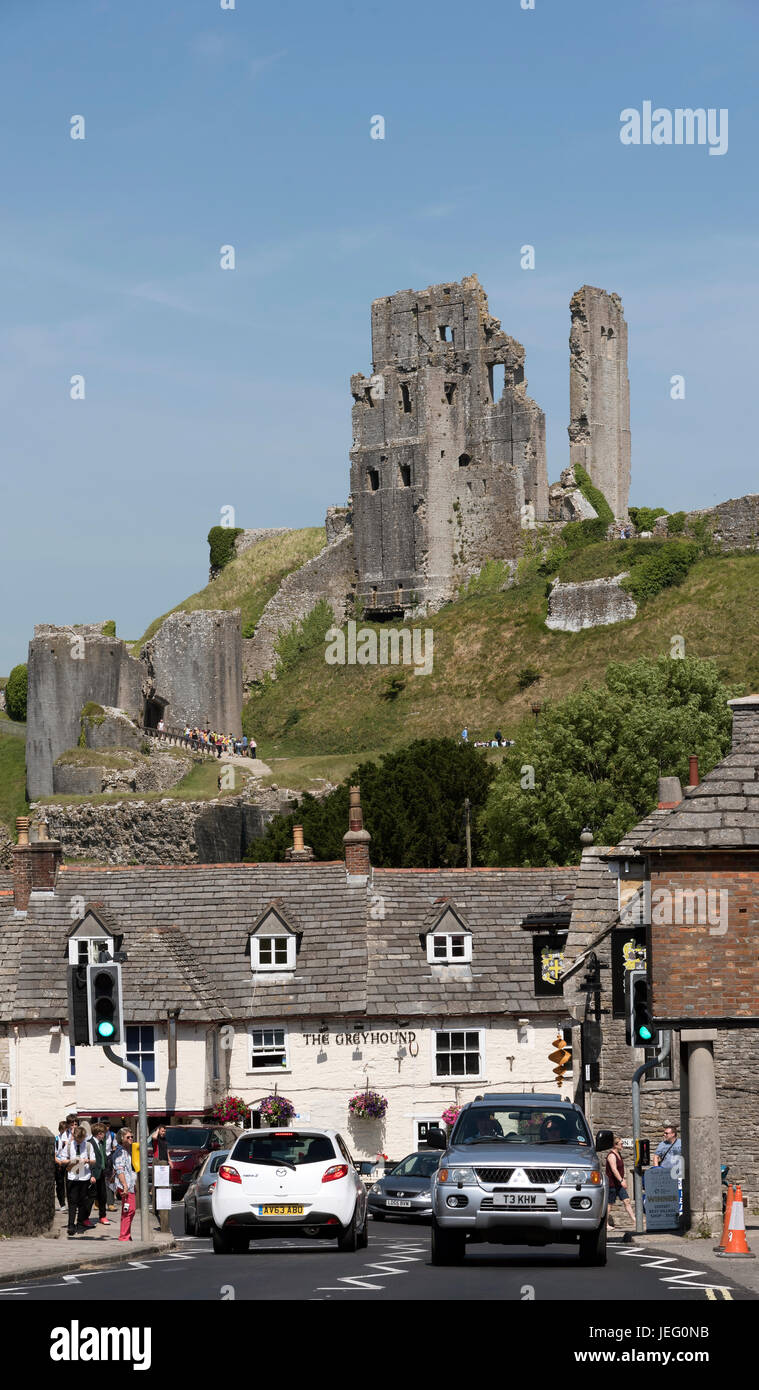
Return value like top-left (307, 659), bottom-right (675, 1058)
top-left (426, 1126), bottom-right (447, 1150)
top-left (595, 1130), bottom-right (614, 1151)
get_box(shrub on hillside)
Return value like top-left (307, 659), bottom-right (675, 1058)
top-left (621, 542), bottom-right (699, 603)
top-left (5, 665), bottom-right (27, 722)
top-left (573, 464), bottom-right (614, 526)
top-left (102, 620), bottom-right (116, 637)
top-left (629, 506), bottom-right (667, 532)
top-left (667, 511), bottom-right (687, 535)
top-left (208, 525), bottom-right (244, 572)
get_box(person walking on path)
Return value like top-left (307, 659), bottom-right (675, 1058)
top-left (605, 1135), bottom-right (635, 1228)
top-left (65, 1125), bottom-right (97, 1237)
top-left (113, 1126), bottom-right (138, 1241)
top-left (54, 1121), bottom-right (69, 1209)
top-left (86, 1123), bottom-right (112, 1225)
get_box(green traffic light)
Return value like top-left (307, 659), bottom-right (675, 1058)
top-left (638, 1025), bottom-right (653, 1041)
top-left (97, 1020), bottom-right (115, 1039)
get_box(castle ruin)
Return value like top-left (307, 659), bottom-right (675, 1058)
top-left (569, 285), bottom-right (631, 520)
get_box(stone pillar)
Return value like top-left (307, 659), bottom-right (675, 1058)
top-left (569, 285), bottom-right (631, 520)
top-left (680, 1030), bottom-right (722, 1235)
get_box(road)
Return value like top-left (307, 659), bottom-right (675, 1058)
top-left (0, 1208), bottom-right (751, 1302)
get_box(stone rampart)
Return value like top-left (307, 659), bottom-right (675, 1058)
top-left (546, 573), bottom-right (637, 632)
top-left (653, 494), bottom-right (759, 551)
top-left (243, 531), bottom-right (356, 685)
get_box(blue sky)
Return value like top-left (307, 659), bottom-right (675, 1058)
top-left (1, 0), bottom-right (756, 671)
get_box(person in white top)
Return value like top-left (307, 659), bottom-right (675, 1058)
top-left (65, 1125), bottom-right (97, 1237)
top-left (54, 1121), bottom-right (70, 1209)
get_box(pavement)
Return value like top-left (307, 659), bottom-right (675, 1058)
top-left (0, 1204), bottom-right (176, 1286)
top-left (622, 1218), bottom-right (759, 1297)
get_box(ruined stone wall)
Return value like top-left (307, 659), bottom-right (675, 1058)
top-left (569, 286), bottom-right (631, 520)
top-left (243, 530), bottom-right (356, 686)
top-left (546, 574), bottom-right (637, 631)
top-left (349, 275), bottom-right (548, 614)
top-left (233, 527), bottom-right (293, 559)
top-left (653, 494), bottom-right (759, 551)
top-left (141, 609), bottom-right (243, 734)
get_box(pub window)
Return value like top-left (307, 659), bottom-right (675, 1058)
top-left (0, 1084), bottom-right (9, 1125)
top-left (427, 933), bottom-right (472, 964)
top-left (434, 1029), bottom-right (482, 1078)
top-left (252, 935), bottom-right (296, 971)
top-left (125, 1025), bottom-right (156, 1085)
top-left (249, 1026), bottom-right (289, 1070)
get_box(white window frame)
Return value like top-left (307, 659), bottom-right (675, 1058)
top-left (426, 931), bottom-right (472, 964)
top-left (64, 1035), bottom-right (76, 1083)
top-left (120, 1024), bottom-right (158, 1090)
top-left (0, 1083), bottom-right (10, 1124)
top-left (251, 934), bottom-right (296, 972)
top-left (431, 1027), bottom-right (484, 1082)
top-left (248, 1025), bottom-right (290, 1073)
top-left (67, 936), bottom-right (114, 966)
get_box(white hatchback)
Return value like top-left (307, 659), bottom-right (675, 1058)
top-left (210, 1126), bottom-right (369, 1253)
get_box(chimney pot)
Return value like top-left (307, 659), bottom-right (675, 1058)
top-left (688, 755), bottom-right (700, 788)
top-left (343, 784), bottom-right (371, 879)
top-left (293, 825), bottom-right (305, 852)
top-left (657, 775), bottom-right (683, 808)
top-left (16, 816), bottom-right (30, 847)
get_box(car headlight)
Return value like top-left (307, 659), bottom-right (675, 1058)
top-left (438, 1166), bottom-right (475, 1185)
top-left (562, 1167), bottom-right (601, 1186)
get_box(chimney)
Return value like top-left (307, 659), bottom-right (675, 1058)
top-left (727, 695), bottom-right (759, 752)
top-left (12, 815), bottom-right (62, 912)
top-left (688, 755), bottom-right (700, 789)
top-left (285, 823), bottom-right (314, 863)
top-left (657, 776), bottom-right (683, 809)
top-left (343, 785), bottom-right (371, 881)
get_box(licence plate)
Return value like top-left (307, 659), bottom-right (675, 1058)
top-left (386, 1199), bottom-right (412, 1208)
top-left (259, 1204), bottom-right (304, 1216)
top-left (493, 1194), bottom-right (547, 1208)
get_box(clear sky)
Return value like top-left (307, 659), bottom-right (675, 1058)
top-left (1, 0), bottom-right (756, 672)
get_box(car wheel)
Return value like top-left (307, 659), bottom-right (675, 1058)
top-left (371, 1212), bottom-right (386, 1222)
top-left (337, 1208), bottom-right (360, 1253)
top-left (230, 1232), bottom-right (250, 1253)
top-left (578, 1221), bottom-right (607, 1267)
top-left (183, 1205), bottom-right (193, 1235)
top-left (431, 1217), bottom-right (466, 1266)
top-left (357, 1210), bottom-right (369, 1250)
top-left (191, 1211), bottom-right (200, 1237)
top-left (212, 1223), bottom-right (233, 1255)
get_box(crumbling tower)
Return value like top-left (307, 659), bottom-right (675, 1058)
top-left (349, 274), bottom-right (548, 615)
top-left (569, 286), bottom-right (631, 519)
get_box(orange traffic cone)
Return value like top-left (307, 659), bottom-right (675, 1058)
top-left (714, 1184), bottom-right (735, 1253)
top-left (717, 1185), bottom-right (756, 1258)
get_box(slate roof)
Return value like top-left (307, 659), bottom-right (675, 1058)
top-left (642, 700), bottom-right (759, 851)
top-left (0, 862), bottom-right (578, 1024)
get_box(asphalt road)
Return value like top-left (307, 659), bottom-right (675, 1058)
top-left (0, 1209), bottom-right (752, 1302)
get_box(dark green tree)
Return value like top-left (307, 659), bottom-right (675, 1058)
top-left (482, 656), bottom-right (739, 867)
top-left (5, 664), bottom-right (28, 722)
top-left (247, 738), bottom-right (496, 867)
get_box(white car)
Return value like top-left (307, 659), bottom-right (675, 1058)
top-left (210, 1125), bottom-right (369, 1253)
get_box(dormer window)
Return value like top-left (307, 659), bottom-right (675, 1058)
top-left (66, 907), bottom-right (120, 966)
top-left (68, 936), bottom-right (114, 966)
top-left (248, 903), bottom-right (300, 974)
top-left (424, 902), bottom-right (473, 965)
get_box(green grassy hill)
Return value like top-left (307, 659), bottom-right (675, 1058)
top-left (243, 551), bottom-right (759, 763)
top-left (131, 527), bottom-right (325, 649)
top-left (0, 718), bottom-right (28, 832)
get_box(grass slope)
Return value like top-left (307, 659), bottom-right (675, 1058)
top-left (132, 527), bottom-right (326, 650)
top-left (244, 553), bottom-right (759, 761)
top-left (0, 728), bottom-right (28, 831)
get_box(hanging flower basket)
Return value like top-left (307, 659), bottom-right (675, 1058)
top-left (259, 1094), bottom-right (296, 1126)
top-left (441, 1104), bottom-right (461, 1129)
top-left (348, 1090), bottom-right (388, 1120)
top-left (212, 1095), bottom-right (250, 1126)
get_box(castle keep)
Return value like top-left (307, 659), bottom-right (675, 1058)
top-left (569, 285), bottom-right (631, 520)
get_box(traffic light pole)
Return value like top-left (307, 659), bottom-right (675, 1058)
top-left (631, 1031), bottom-right (672, 1234)
top-left (103, 1046), bottom-right (152, 1244)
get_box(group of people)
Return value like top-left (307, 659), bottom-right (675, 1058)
top-left (605, 1123), bottom-right (682, 1227)
top-left (54, 1114), bottom-right (171, 1242)
top-left (154, 720), bottom-right (257, 759)
top-left (461, 728), bottom-right (514, 749)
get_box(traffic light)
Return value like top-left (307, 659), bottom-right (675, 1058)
top-left (626, 967), bottom-right (653, 1046)
top-left (634, 1139), bottom-right (650, 1172)
top-left (67, 964), bottom-right (91, 1046)
top-left (87, 962), bottom-right (123, 1045)
top-left (548, 1032), bottom-right (572, 1089)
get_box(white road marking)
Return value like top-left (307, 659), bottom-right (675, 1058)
top-left (614, 1245), bottom-right (733, 1292)
top-left (316, 1244), bottom-right (424, 1293)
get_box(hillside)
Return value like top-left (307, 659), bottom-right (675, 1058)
top-left (243, 551), bottom-right (759, 761)
top-left (0, 717), bottom-right (28, 831)
top-left (131, 526), bottom-right (326, 649)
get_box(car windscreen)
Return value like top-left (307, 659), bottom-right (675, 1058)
top-left (230, 1132), bottom-right (337, 1166)
top-left (451, 1108), bottom-right (591, 1147)
top-left (165, 1128), bottom-right (211, 1148)
top-left (389, 1153), bottom-right (441, 1178)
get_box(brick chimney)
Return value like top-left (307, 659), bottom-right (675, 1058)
top-left (687, 755), bottom-right (699, 789)
top-left (12, 815), bottom-right (63, 913)
top-left (727, 695), bottom-right (759, 752)
top-left (285, 824), bottom-right (315, 863)
top-left (657, 776), bottom-right (683, 809)
top-left (343, 785), bottom-right (371, 881)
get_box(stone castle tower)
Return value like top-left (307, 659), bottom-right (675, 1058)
top-left (349, 275), bottom-right (548, 615)
top-left (569, 286), bottom-right (631, 519)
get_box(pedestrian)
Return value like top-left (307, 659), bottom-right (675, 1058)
top-left (150, 1123), bottom-right (169, 1163)
top-left (86, 1123), bottom-right (112, 1225)
top-left (54, 1120), bottom-right (69, 1209)
top-left (65, 1125), bottom-right (97, 1237)
top-left (605, 1135), bottom-right (635, 1228)
top-left (653, 1123), bottom-right (682, 1173)
top-left (242, 734), bottom-right (248, 756)
top-left (461, 727), bottom-right (468, 742)
top-left (104, 1122), bottom-right (119, 1210)
top-left (113, 1126), bottom-right (138, 1241)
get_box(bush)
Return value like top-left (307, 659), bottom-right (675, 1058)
top-left (517, 665), bottom-right (541, 691)
top-left (621, 542), bottom-right (699, 603)
top-left (275, 601), bottom-right (335, 677)
top-left (5, 665), bottom-right (27, 722)
top-left (573, 464), bottom-right (614, 526)
top-left (561, 517), bottom-right (609, 552)
top-left (207, 525), bottom-right (243, 572)
top-left (380, 673), bottom-right (407, 701)
top-left (102, 620), bottom-right (116, 637)
top-left (629, 506), bottom-right (667, 532)
top-left (462, 559), bottom-right (512, 597)
top-left (667, 511), bottom-right (687, 535)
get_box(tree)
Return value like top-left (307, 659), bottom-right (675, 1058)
top-left (482, 656), bottom-right (739, 867)
top-left (247, 738), bottom-right (496, 867)
top-left (5, 664), bottom-right (28, 723)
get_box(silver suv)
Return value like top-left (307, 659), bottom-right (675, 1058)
top-left (428, 1094), bottom-right (613, 1266)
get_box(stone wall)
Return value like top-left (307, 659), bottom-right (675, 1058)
top-left (546, 574), bottom-right (637, 631)
top-left (569, 285), bottom-right (631, 519)
top-left (52, 747), bottom-right (192, 796)
top-left (234, 527), bottom-right (294, 559)
top-left (141, 609), bottom-right (243, 734)
top-left (0, 822), bottom-right (12, 870)
top-left (243, 530), bottom-right (356, 686)
top-left (653, 494), bottom-right (759, 551)
top-left (0, 1127), bottom-right (55, 1237)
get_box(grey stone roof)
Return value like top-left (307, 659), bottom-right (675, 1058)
top-left (0, 862), bottom-right (578, 1023)
top-left (642, 701), bottom-right (759, 851)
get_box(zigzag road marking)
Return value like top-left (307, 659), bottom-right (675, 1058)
top-left (614, 1245), bottom-right (733, 1292)
top-left (316, 1248), bottom-right (423, 1293)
